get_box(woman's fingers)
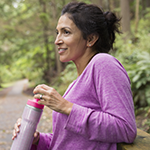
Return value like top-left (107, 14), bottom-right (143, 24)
top-left (32, 131), bottom-right (40, 145)
top-left (12, 118), bottom-right (22, 140)
top-left (16, 118), bottom-right (21, 132)
top-left (17, 118), bottom-right (21, 125)
top-left (34, 94), bottom-right (45, 100)
top-left (12, 129), bottom-right (17, 140)
top-left (12, 124), bottom-right (19, 140)
top-left (33, 84), bottom-right (73, 115)
top-left (33, 84), bottom-right (50, 95)
top-left (33, 85), bottom-right (54, 102)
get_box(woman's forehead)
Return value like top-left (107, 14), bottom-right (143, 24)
top-left (56, 14), bottom-right (75, 29)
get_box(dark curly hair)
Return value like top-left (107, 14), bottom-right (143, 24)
top-left (61, 2), bottom-right (121, 53)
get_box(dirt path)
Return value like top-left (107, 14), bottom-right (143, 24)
top-left (0, 79), bottom-right (52, 150)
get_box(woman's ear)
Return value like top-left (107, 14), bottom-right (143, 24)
top-left (87, 34), bottom-right (99, 47)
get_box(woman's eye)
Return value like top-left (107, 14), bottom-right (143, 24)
top-left (56, 30), bottom-right (58, 35)
top-left (64, 30), bottom-right (70, 35)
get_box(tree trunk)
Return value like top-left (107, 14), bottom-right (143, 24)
top-left (120, 0), bottom-right (131, 39)
top-left (51, 0), bottom-right (62, 75)
top-left (146, 0), bottom-right (150, 7)
top-left (39, 0), bottom-right (52, 83)
top-left (104, 0), bottom-right (109, 10)
top-left (109, 0), bottom-right (115, 11)
top-left (141, 0), bottom-right (146, 17)
top-left (135, 0), bottom-right (140, 34)
top-left (91, 0), bottom-right (103, 8)
top-left (99, 0), bottom-right (103, 6)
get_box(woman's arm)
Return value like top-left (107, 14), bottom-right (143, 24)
top-left (65, 103), bottom-right (136, 143)
top-left (64, 55), bottom-right (137, 143)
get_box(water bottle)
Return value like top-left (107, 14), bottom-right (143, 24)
top-left (11, 99), bottom-right (44, 150)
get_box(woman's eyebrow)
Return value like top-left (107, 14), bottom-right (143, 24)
top-left (56, 26), bottom-right (71, 31)
top-left (61, 27), bottom-right (71, 30)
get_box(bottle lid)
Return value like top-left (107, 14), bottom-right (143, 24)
top-left (27, 99), bottom-right (44, 109)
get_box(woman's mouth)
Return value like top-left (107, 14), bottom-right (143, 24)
top-left (58, 48), bottom-right (67, 54)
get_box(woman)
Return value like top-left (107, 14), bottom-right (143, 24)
top-left (12, 2), bottom-right (137, 150)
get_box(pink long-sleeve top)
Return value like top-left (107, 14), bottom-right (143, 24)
top-left (31, 53), bottom-right (137, 150)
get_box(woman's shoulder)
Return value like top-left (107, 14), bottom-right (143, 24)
top-left (91, 53), bottom-right (126, 72)
top-left (92, 53), bottom-right (118, 65)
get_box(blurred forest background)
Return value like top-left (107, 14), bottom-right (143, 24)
top-left (0, 0), bottom-right (150, 131)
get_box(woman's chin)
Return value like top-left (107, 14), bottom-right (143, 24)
top-left (59, 57), bottom-right (71, 63)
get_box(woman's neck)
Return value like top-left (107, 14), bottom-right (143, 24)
top-left (74, 51), bottom-right (97, 76)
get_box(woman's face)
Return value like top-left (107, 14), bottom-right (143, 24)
top-left (55, 14), bottom-right (88, 63)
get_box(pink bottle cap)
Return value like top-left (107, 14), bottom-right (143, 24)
top-left (27, 99), bottom-right (44, 109)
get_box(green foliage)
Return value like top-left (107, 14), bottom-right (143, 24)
top-left (0, 0), bottom-right (92, 86)
top-left (39, 12), bottom-right (49, 24)
top-left (114, 11), bottom-right (150, 108)
top-left (53, 62), bottom-right (77, 96)
top-left (0, 0), bottom-right (56, 85)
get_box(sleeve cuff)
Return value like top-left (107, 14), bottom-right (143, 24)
top-left (64, 104), bottom-right (86, 134)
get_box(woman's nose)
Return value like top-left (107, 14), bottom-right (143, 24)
top-left (55, 35), bottom-right (63, 45)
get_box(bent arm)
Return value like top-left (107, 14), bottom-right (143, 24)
top-left (65, 56), bottom-right (137, 143)
top-left (65, 103), bottom-right (136, 143)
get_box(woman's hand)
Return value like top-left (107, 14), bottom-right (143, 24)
top-left (12, 118), bottom-right (40, 145)
top-left (33, 84), bottom-right (73, 115)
